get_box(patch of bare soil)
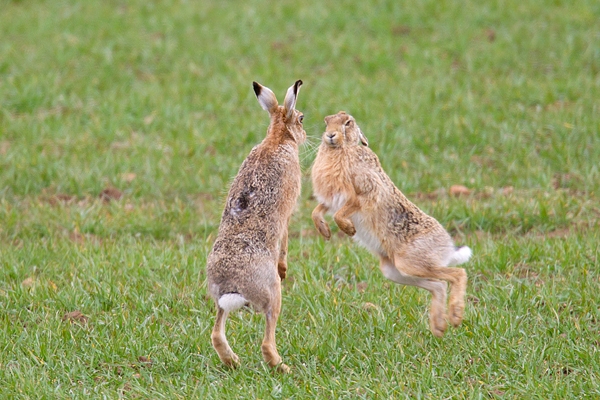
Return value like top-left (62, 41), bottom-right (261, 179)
top-left (62, 310), bottom-right (89, 325)
top-left (449, 185), bottom-right (471, 197)
top-left (99, 187), bottom-right (123, 202)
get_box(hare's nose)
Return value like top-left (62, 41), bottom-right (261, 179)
top-left (326, 132), bottom-right (335, 138)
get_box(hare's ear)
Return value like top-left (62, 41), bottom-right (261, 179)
top-left (283, 80), bottom-right (303, 120)
top-left (358, 128), bottom-right (369, 146)
top-left (253, 81), bottom-right (279, 114)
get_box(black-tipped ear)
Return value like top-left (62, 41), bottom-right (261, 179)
top-left (253, 81), bottom-right (262, 97)
top-left (254, 81), bottom-right (279, 113)
top-left (293, 80), bottom-right (302, 95)
top-left (284, 80), bottom-right (303, 120)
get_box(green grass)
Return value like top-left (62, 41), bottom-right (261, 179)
top-left (1, 0), bottom-right (599, 397)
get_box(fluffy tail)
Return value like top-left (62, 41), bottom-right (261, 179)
top-left (218, 293), bottom-right (248, 312)
top-left (447, 246), bottom-right (472, 266)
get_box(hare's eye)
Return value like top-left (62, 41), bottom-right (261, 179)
top-left (299, 115), bottom-right (304, 123)
top-left (345, 120), bottom-right (352, 126)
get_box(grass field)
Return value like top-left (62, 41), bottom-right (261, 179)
top-left (1, 0), bottom-right (599, 398)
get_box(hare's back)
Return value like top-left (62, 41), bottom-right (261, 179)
top-left (225, 151), bottom-right (298, 221)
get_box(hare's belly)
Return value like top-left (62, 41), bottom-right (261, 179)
top-left (351, 213), bottom-right (386, 257)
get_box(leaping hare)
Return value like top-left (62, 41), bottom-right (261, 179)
top-left (311, 111), bottom-right (471, 337)
top-left (207, 80), bottom-right (305, 372)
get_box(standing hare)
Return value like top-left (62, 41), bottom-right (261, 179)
top-left (311, 111), bottom-right (471, 337)
top-left (207, 80), bottom-right (305, 372)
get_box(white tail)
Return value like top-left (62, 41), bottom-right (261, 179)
top-left (447, 246), bottom-right (472, 266)
top-left (218, 293), bottom-right (248, 312)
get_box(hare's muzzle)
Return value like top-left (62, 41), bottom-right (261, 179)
top-left (323, 131), bottom-right (339, 147)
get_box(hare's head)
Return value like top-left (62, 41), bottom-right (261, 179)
top-left (322, 111), bottom-right (368, 149)
top-left (253, 80), bottom-right (306, 145)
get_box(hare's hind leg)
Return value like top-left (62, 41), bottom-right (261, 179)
top-left (379, 256), bottom-right (448, 337)
top-left (393, 254), bottom-right (467, 328)
top-left (211, 307), bottom-right (240, 367)
top-left (261, 289), bottom-right (290, 373)
top-left (446, 270), bottom-right (467, 327)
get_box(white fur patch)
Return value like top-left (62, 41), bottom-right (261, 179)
top-left (218, 293), bottom-right (248, 312)
top-left (447, 246), bottom-right (472, 266)
top-left (351, 213), bottom-right (385, 256)
top-left (327, 193), bottom-right (347, 213)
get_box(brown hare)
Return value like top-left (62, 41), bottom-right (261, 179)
top-left (207, 80), bottom-right (305, 372)
top-left (311, 111), bottom-right (471, 337)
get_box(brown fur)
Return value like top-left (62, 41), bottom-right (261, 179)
top-left (207, 81), bottom-right (305, 372)
top-left (311, 111), bottom-right (471, 337)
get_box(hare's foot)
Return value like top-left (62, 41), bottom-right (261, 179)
top-left (335, 218), bottom-right (356, 236)
top-left (212, 308), bottom-right (240, 367)
top-left (431, 320), bottom-right (447, 337)
top-left (311, 204), bottom-right (331, 240)
top-left (261, 343), bottom-right (289, 373)
top-left (220, 351), bottom-right (240, 368)
top-left (262, 300), bottom-right (286, 372)
top-left (429, 307), bottom-right (447, 338)
top-left (212, 335), bottom-right (240, 367)
top-left (429, 283), bottom-right (448, 337)
top-left (448, 269), bottom-right (467, 327)
top-left (277, 260), bottom-right (287, 280)
top-left (448, 297), bottom-right (465, 327)
top-left (314, 219), bottom-right (331, 240)
top-left (276, 363), bottom-right (291, 374)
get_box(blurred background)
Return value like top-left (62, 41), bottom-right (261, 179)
top-left (2, 0), bottom-right (598, 200)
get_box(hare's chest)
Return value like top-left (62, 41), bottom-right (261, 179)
top-left (329, 193), bottom-right (348, 213)
top-left (315, 193), bottom-right (347, 214)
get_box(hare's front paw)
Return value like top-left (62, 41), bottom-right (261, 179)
top-left (337, 220), bottom-right (356, 237)
top-left (277, 261), bottom-right (287, 280)
top-left (315, 219), bottom-right (331, 240)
